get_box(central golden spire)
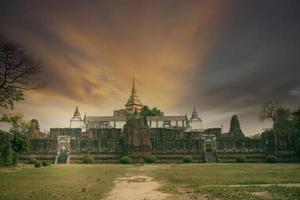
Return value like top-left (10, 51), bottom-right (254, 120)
top-left (125, 73), bottom-right (143, 113)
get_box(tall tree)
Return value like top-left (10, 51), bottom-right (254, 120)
top-left (29, 119), bottom-right (40, 132)
top-left (0, 130), bottom-right (14, 166)
top-left (0, 36), bottom-right (44, 109)
top-left (1, 114), bottom-right (30, 134)
top-left (259, 101), bottom-right (291, 124)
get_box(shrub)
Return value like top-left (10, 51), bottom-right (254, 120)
top-left (42, 160), bottom-right (51, 167)
top-left (120, 155), bottom-right (131, 164)
top-left (265, 155), bottom-right (278, 163)
top-left (11, 130), bottom-right (29, 153)
top-left (83, 155), bottom-right (95, 164)
top-left (34, 160), bottom-right (42, 168)
top-left (235, 155), bottom-right (247, 163)
top-left (0, 130), bottom-right (14, 167)
top-left (144, 155), bottom-right (157, 163)
top-left (183, 155), bottom-right (193, 163)
top-left (295, 137), bottom-right (300, 156)
top-left (12, 151), bottom-right (18, 166)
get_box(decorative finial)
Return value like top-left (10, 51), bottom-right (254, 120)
top-left (73, 106), bottom-right (81, 117)
top-left (132, 72), bottom-right (135, 90)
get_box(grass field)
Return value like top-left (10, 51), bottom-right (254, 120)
top-left (0, 163), bottom-right (300, 200)
top-left (0, 164), bottom-right (129, 200)
top-left (147, 163), bottom-right (300, 200)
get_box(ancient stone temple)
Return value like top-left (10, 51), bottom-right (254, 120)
top-left (227, 115), bottom-right (245, 139)
top-left (21, 76), bottom-right (299, 163)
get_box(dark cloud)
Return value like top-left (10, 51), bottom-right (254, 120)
top-left (189, 0), bottom-right (300, 112)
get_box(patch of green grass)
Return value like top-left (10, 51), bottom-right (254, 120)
top-left (0, 164), bottom-right (129, 200)
top-left (148, 164), bottom-right (300, 199)
top-left (148, 164), bottom-right (300, 186)
top-left (194, 186), bottom-right (300, 200)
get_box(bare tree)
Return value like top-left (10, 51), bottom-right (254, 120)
top-left (0, 36), bottom-right (44, 109)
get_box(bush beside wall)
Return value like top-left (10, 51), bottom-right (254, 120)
top-left (144, 155), bottom-right (157, 163)
top-left (235, 155), bottom-right (247, 163)
top-left (265, 155), bottom-right (278, 163)
top-left (83, 155), bottom-right (95, 164)
top-left (120, 156), bottom-right (131, 164)
top-left (182, 155), bottom-right (193, 163)
top-left (34, 160), bottom-right (42, 168)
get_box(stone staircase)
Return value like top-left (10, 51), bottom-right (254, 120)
top-left (205, 152), bottom-right (219, 163)
top-left (56, 153), bottom-right (68, 164)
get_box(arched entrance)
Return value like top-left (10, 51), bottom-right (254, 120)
top-left (55, 136), bottom-right (71, 164)
top-left (203, 134), bottom-right (219, 163)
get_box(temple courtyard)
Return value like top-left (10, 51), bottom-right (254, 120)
top-left (0, 164), bottom-right (300, 200)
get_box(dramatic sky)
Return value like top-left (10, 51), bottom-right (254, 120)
top-left (1, 0), bottom-right (299, 135)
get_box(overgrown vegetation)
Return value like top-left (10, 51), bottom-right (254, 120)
top-left (144, 155), bottom-right (157, 163)
top-left (235, 155), bottom-right (247, 163)
top-left (182, 155), bottom-right (193, 163)
top-left (260, 102), bottom-right (300, 158)
top-left (83, 155), bottom-right (95, 164)
top-left (0, 115), bottom-right (32, 167)
top-left (34, 160), bottom-right (42, 168)
top-left (265, 155), bottom-right (278, 163)
top-left (139, 105), bottom-right (164, 117)
top-left (120, 155), bottom-right (132, 164)
top-left (0, 130), bottom-right (29, 167)
top-left (41, 160), bottom-right (51, 167)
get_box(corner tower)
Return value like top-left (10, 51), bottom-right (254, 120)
top-left (125, 74), bottom-right (143, 113)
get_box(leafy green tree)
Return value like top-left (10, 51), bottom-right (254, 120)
top-left (250, 133), bottom-right (261, 139)
top-left (295, 138), bottom-right (300, 156)
top-left (1, 114), bottom-right (30, 135)
top-left (292, 109), bottom-right (300, 156)
top-left (11, 130), bottom-right (29, 153)
top-left (140, 105), bottom-right (164, 117)
top-left (259, 101), bottom-right (291, 126)
top-left (293, 108), bottom-right (300, 129)
top-left (0, 130), bottom-right (14, 166)
top-left (29, 119), bottom-right (40, 131)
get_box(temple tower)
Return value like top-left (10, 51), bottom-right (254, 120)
top-left (70, 106), bottom-right (84, 129)
top-left (228, 115), bottom-right (245, 138)
top-left (188, 106), bottom-right (203, 131)
top-left (125, 74), bottom-right (143, 113)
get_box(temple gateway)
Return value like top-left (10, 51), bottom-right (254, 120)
top-left (24, 77), bottom-right (298, 163)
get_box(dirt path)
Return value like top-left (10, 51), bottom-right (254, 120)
top-left (103, 175), bottom-right (170, 200)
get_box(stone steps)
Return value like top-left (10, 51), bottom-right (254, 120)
top-left (206, 152), bottom-right (218, 163)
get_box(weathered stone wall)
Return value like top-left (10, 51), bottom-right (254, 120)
top-left (50, 128), bottom-right (81, 139)
top-left (150, 128), bottom-right (204, 153)
top-left (70, 128), bottom-right (123, 154)
top-left (28, 138), bottom-right (57, 154)
top-left (216, 138), bottom-right (263, 151)
top-left (23, 120), bottom-right (298, 163)
top-left (217, 151), bottom-right (266, 163)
